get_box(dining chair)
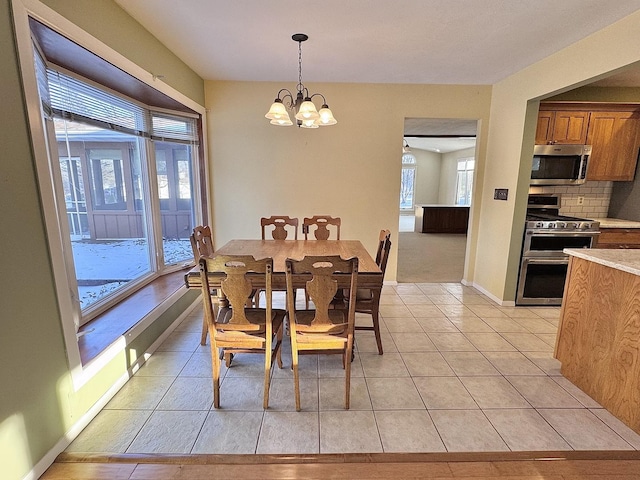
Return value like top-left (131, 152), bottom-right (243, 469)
top-left (261, 215), bottom-right (299, 240)
top-left (190, 225), bottom-right (216, 345)
top-left (199, 255), bottom-right (285, 409)
top-left (285, 255), bottom-right (358, 410)
top-left (353, 229), bottom-right (391, 355)
top-left (302, 215), bottom-right (341, 240)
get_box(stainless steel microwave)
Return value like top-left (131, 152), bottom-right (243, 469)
top-left (530, 144), bottom-right (591, 185)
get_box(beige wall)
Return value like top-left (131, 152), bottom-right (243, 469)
top-left (413, 148), bottom-right (441, 205)
top-left (204, 81), bottom-right (493, 282)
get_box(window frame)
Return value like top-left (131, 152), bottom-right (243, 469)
top-left (400, 152), bottom-right (417, 211)
top-left (12, 0), bottom-right (210, 388)
top-left (455, 157), bottom-right (475, 206)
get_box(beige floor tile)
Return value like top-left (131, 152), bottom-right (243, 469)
top-left (466, 305), bottom-right (508, 318)
top-left (483, 352), bottom-right (546, 376)
top-left (496, 306), bottom-right (542, 318)
top-left (366, 377), bottom-right (425, 409)
top-left (319, 377), bottom-right (372, 410)
top-left (400, 294), bottom-right (433, 305)
top-left (430, 409), bottom-right (509, 452)
top-left (536, 333), bottom-right (558, 347)
top-left (438, 304), bottom-right (479, 318)
top-left (413, 377), bottom-right (478, 409)
top-left (394, 284), bottom-right (424, 295)
top-left (105, 376), bottom-right (175, 410)
top-left (318, 354), bottom-right (364, 378)
top-left (460, 376), bottom-right (531, 408)
top-left (534, 307), bottom-right (561, 319)
top-left (402, 352), bottom-right (455, 377)
top-left (483, 409), bottom-right (571, 451)
top-left (191, 410), bottom-right (262, 454)
top-left (268, 377), bottom-right (318, 411)
top-left (379, 294), bottom-right (405, 305)
top-left (507, 376), bottom-right (584, 408)
top-left (360, 352), bottom-right (410, 377)
top-left (174, 313), bottom-right (205, 332)
top-left (416, 284), bottom-right (451, 295)
top-left (416, 316), bottom-right (459, 332)
top-left (454, 293), bottom-right (491, 305)
top-left (449, 317), bottom-right (495, 333)
top-left (523, 351), bottom-right (563, 376)
top-left (500, 332), bottom-right (553, 352)
top-left (320, 410), bottom-right (383, 453)
top-left (217, 376), bottom-right (267, 410)
top-left (538, 409), bottom-right (635, 450)
top-left (273, 353), bottom-right (317, 379)
top-left (66, 410), bottom-right (152, 453)
top-left (356, 331), bottom-right (397, 353)
top-left (428, 332), bottom-right (477, 351)
top-left (135, 350), bottom-right (193, 377)
top-left (441, 352), bottom-right (500, 376)
top-left (127, 410), bottom-right (207, 453)
top-left (257, 411), bottom-right (319, 454)
top-left (156, 329), bottom-right (202, 352)
top-left (408, 303), bottom-right (450, 316)
top-left (382, 316), bottom-right (423, 333)
top-left (180, 351), bottom-right (217, 378)
top-left (224, 353), bottom-right (271, 378)
top-left (552, 376), bottom-right (602, 408)
top-left (379, 304), bottom-right (414, 318)
top-left (464, 332), bottom-right (517, 351)
top-left (443, 284), bottom-right (478, 295)
top-left (513, 316), bottom-right (559, 334)
top-left (428, 294), bottom-right (462, 305)
top-left (390, 332), bottom-right (437, 352)
top-left (591, 408), bottom-right (640, 449)
top-left (482, 316), bottom-right (529, 333)
top-left (375, 410), bottom-right (446, 452)
top-left (156, 376), bottom-right (213, 410)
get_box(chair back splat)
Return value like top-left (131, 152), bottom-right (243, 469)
top-left (261, 216), bottom-right (299, 240)
top-left (302, 215), bottom-right (341, 240)
top-left (285, 255), bottom-right (358, 410)
top-left (191, 225), bottom-right (215, 345)
top-left (199, 255), bottom-right (285, 409)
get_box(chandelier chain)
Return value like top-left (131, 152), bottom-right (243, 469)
top-left (297, 40), bottom-right (303, 93)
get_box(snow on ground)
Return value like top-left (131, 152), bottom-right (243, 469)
top-left (72, 238), bottom-right (192, 308)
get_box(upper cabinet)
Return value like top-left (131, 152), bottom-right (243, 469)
top-left (536, 110), bottom-right (589, 145)
top-left (536, 103), bottom-right (640, 181)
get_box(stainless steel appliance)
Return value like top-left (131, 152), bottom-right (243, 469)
top-left (516, 194), bottom-right (599, 305)
top-left (530, 144), bottom-right (591, 186)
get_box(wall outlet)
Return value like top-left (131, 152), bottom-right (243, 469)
top-left (577, 196), bottom-right (585, 206)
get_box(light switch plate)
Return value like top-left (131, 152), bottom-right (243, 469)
top-left (494, 188), bottom-right (508, 200)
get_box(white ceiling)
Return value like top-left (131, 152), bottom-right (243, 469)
top-left (114, 1), bottom-right (640, 152)
top-left (115, 0), bottom-right (640, 85)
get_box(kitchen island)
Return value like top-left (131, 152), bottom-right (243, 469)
top-left (414, 204), bottom-right (469, 233)
top-left (555, 248), bottom-right (640, 434)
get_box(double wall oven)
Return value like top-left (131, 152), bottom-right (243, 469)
top-left (516, 194), bottom-right (599, 305)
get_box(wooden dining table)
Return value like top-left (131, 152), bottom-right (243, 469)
top-left (184, 239), bottom-right (383, 292)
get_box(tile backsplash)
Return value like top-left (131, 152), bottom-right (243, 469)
top-left (529, 181), bottom-right (612, 219)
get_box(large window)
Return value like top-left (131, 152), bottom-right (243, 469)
top-left (456, 157), bottom-right (475, 206)
top-left (400, 151), bottom-right (417, 210)
top-left (34, 52), bottom-right (201, 324)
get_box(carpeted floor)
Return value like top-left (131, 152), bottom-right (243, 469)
top-left (397, 231), bottom-right (466, 283)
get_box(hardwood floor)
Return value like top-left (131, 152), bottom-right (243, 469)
top-left (42, 451), bottom-right (640, 479)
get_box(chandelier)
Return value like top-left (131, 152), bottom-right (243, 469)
top-left (265, 33), bottom-right (337, 128)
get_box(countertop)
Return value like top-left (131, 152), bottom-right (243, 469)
top-left (564, 248), bottom-right (640, 276)
top-left (415, 204), bottom-right (470, 208)
top-left (593, 217), bottom-right (640, 229)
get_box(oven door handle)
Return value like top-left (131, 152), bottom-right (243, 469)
top-left (523, 258), bottom-right (569, 265)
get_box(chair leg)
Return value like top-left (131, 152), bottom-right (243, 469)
top-left (263, 342), bottom-right (272, 410)
top-left (200, 317), bottom-right (208, 346)
top-left (292, 349), bottom-right (301, 411)
top-left (275, 324), bottom-right (284, 369)
top-left (372, 291), bottom-right (383, 355)
top-left (211, 338), bottom-right (221, 409)
top-left (344, 345), bottom-right (352, 410)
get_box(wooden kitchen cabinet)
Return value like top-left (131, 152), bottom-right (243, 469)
top-left (595, 227), bottom-right (640, 249)
top-left (537, 103), bottom-right (640, 181)
top-left (535, 110), bottom-right (589, 145)
top-left (586, 111), bottom-right (640, 181)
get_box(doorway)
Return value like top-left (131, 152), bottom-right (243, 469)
top-left (397, 118), bottom-right (478, 283)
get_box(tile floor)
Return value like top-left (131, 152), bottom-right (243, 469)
top-left (66, 283), bottom-right (640, 455)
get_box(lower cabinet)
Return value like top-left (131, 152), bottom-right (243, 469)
top-left (595, 228), bottom-right (640, 249)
